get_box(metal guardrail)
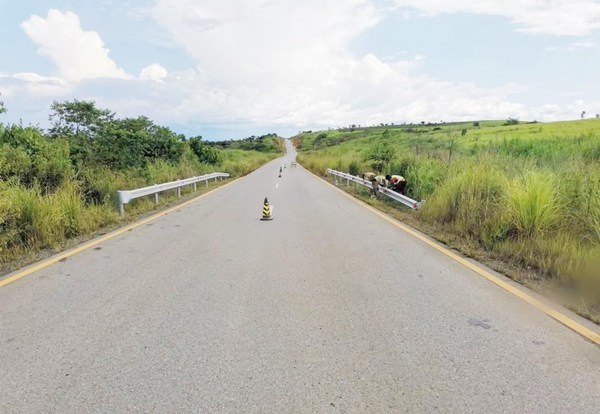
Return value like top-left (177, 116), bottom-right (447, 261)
top-left (117, 172), bottom-right (230, 215)
top-left (327, 169), bottom-right (422, 210)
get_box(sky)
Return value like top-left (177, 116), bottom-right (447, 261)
top-left (1, 0), bottom-right (599, 140)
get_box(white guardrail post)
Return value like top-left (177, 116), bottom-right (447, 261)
top-left (326, 168), bottom-right (422, 210)
top-left (117, 172), bottom-right (230, 216)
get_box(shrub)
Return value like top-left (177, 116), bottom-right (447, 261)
top-left (507, 171), bottom-right (561, 238)
top-left (0, 145), bottom-right (32, 182)
top-left (55, 182), bottom-right (85, 238)
top-left (365, 141), bottom-right (395, 173)
top-left (405, 157), bottom-right (446, 200)
top-left (420, 161), bottom-right (509, 246)
top-left (348, 160), bottom-right (360, 176)
top-left (0, 125), bottom-right (73, 190)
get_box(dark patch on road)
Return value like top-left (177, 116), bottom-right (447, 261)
top-left (147, 223), bottom-right (154, 226)
top-left (468, 318), bottom-right (491, 329)
top-left (127, 228), bottom-right (133, 232)
top-left (174, 224), bottom-right (181, 227)
top-left (58, 257), bottom-right (68, 263)
top-left (418, 273), bottom-right (423, 278)
top-left (6, 338), bottom-right (15, 343)
top-left (532, 340), bottom-right (545, 346)
top-left (93, 247), bottom-right (102, 251)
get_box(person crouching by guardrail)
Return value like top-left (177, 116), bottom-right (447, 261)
top-left (386, 174), bottom-right (407, 195)
top-left (373, 175), bottom-right (388, 198)
top-left (363, 172), bottom-right (375, 181)
top-left (363, 172), bottom-right (379, 198)
top-left (375, 175), bottom-right (387, 187)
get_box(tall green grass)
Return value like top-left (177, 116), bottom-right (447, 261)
top-left (295, 119), bottom-right (600, 307)
top-left (507, 172), bottom-right (561, 238)
top-left (0, 181), bottom-right (118, 260)
top-left (1, 149), bottom-right (278, 265)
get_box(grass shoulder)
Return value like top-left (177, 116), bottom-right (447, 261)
top-left (295, 118), bottom-right (600, 324)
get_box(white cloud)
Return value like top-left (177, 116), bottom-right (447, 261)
top-left (3, 2), bottom-right (598, 137)
top-left (0, 72), bottom-right (70, 97)
top-left (392, 0), bottom-right (600, 36)
top-left (546, 40), bottom-right (596, 52)
top-left (143, 0), bottom-right (534, 129)
top-left (139, 63), bottom-right (168, 82)
top-left (21, 9), bottom-right (130, 82)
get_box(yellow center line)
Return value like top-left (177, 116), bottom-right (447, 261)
top-left (306, 166), bottom-right (600, 346)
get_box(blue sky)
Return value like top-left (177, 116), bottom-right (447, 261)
top-left (1, 0), bottom-right (599, 139)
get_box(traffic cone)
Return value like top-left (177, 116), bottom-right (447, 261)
top-left (279, 166), bottom-right (282, 177)
top-left (261, 197), bottom-right (273, 221)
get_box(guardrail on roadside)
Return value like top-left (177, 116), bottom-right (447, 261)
top-left (326, 169), bottom-right (422, 210)
top-left (117, 172), bottom-right (230, 216)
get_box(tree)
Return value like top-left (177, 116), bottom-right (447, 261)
top-left (48, 100), bottom-right (116, 167)
top-left (189, 136), bottom-right (223, 165)
top-left (95, 116), bottom-right (185, 168)
top-left (0, 124), bottom-right (72, 189)
top-left (49, 100), bottom-right (114, 138)
top-left (0, 93), bottom-right (6, 115)
top-left (581, 111), bottom-right (586, 119)
top-left (365, 141), bottom-right (395, 173)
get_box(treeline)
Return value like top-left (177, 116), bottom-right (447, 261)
top-left (0, 100), bottom-right (282, 265)
top-left (1, 101), bottom-right (227, 192)
top-left (209, 133), bottom-right (283, 153)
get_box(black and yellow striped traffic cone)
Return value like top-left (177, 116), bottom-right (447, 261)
top-left (261, 197), bottom-right (273, 221)
top-left (279, 166), bottom-right (282, 178)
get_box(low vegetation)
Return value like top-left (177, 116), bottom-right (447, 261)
top-left (295, 119), bottom-right (600, 317)
top-left (0, 100), bottom-right (282, 267)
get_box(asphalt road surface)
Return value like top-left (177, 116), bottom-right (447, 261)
top-left (1, 140), bottom-right (599, 413)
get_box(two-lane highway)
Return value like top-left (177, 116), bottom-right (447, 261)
top-left (1, 139), bottom-right (599, 412)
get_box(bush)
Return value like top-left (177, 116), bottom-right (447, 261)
top-left (507, 171), bottom-right (561, 238)
top-left (365, 141), bottom-right (395, 173)
top-left (348, 160), bottom-right (361, 176)
top-left (420, 161), bottom-right (509, 246)
top-left (405, 157), bottom-right (446, 200)
top-left (0, 145), bottom-right (32, 182)
top-left (189, 137), bottom-right (224, 165)
top-left (0, 125), bottom-right (73, 190)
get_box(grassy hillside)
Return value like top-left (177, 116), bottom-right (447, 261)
top-left (295, 119), bottom-right (600, 316)
top-left (0, 101), bottom-right (283, 268)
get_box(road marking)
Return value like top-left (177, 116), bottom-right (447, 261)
top-left (306, 166), bottom-right (600, 346)
top-left (275, 183), bottom-right (279, 189)
top-left (0, 177), bottom-right (242, 289)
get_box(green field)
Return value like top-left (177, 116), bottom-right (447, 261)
top-left (295, 119), bottom-right (600, 314)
